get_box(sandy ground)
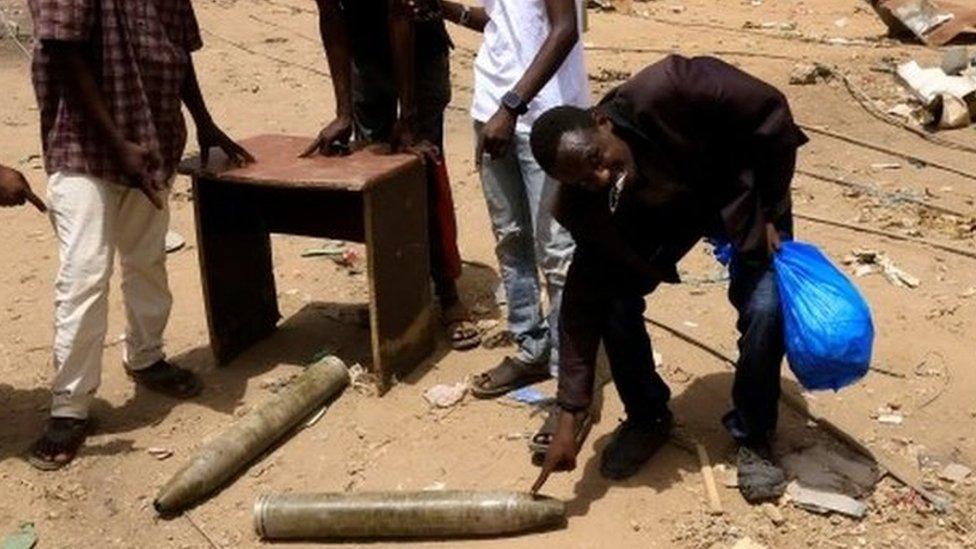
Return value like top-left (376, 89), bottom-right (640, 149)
top-left (1, 0), bottom-right (976, 547)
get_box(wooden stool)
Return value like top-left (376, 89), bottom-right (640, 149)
top-left (180, 134), bottom-right (435, 392)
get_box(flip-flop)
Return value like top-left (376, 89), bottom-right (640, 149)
top-left (128, 360), bottom-right (202, 399)
top-left (444, 318), bottom-right (481, 351)
top-left (470, 357), bottom-right (551, 399)
top-left (530, 406), bottom-right (593, 466)
top-left (27, 417), bottom-right (92, 471)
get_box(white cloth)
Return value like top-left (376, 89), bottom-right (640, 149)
top-left (47, 172), bottom-right (172, 419)
top-left (471, 0), bottom-right (590, 133)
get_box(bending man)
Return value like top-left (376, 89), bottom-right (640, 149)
top-left (530, 55), bottom-right (808, 503)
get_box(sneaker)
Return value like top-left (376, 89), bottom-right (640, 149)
top-left (600, 413), bottom-right (673, 480)
top-left (737, 442), bottom-right (786, 503)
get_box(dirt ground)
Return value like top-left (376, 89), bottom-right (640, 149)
top-left (1, 0), bottom-right (976, 547)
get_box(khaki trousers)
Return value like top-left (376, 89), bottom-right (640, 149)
top-left (46, 172), bottom-right (172, 419)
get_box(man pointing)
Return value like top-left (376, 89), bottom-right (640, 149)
top-left (529, 55), bottom-right (807, 504)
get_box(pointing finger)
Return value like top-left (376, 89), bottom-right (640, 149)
top-left (236, 143), bottom-right (256, 164)
top-left (531, 462), bottom-right (553, 495)
top-left (23, 187), bottom-right (47, 213)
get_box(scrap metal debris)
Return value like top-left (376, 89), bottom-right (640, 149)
top-left (423, 382), bottom-right (467, 408)
top-left (789, 62), bottom-right (832, 85)
top-left (786, 481), bottom-right (868, 518)
top-left (1, 523), bottom-right (37, 549)
top-left (939, 463), bottom-right (972, 483)
top-left (147, 447), bottom-right (175, 461)
top-left (877, 413), bottom-right (905, 425)
top-left (348, 363), bottom-right (377, 396)
top-left (164, 230), bottom-right (186, 253)
top-left (895, 57), bottom-right (976, 130)
top-left (842, 249), bottom-right (920, 288)
top-left (870, 0), bottom-right (976, 46)
top-left (781, 443), bottom-right (880, 498)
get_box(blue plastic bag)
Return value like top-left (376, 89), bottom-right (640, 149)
top-left (707, 236), bottom-right (735, 266)
top-left (774, 241), bottom-right (874, 391)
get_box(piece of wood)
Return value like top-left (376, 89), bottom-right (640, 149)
top-left (827, 66), bottom-right (976, 157)
top-left (193, 178), bottom-right (280, 364)
top-left (695, 442), bottom-right (724, 515)
top-left (179, 135), bottom-right (421, 192)
top-left (761, 503), bottom-right (785, 526)
top-left (364, 160), bottom-right (436, 391)
top-left (186, 134), bottom-right (436, 383)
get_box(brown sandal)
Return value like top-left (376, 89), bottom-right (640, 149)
top-left (470, 357), bottom-right (551, 399)
top-left (27, 417), bottom-right (91, 471)
top-left (530, 406), bottom-right (593, 466)
top-left (445, 319), bottom-right (482, 350)
top-left (442, 302), bottom-right (482, 351)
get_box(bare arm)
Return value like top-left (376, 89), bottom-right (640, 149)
top-left (387, 0), bottom-right (444, 159)
top-left (46, 41), bottom-right (164, 208)
top-left (510, 0), bottom-right (578, 105)
top-left (478, 0), bottom-right (579, 161)
top-left (303, 0), bottom-right (356, 156)
top-left (317, 0), bottom-right (353, 120)
top-left (180, 58), bottom-right (213, 129)
top-left (181, 58), bottom-right (255, 166)
top-left (389, 1), bottom-right (418, 133)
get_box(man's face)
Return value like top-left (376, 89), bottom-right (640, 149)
top-left (552, 117), bottom-right (636, 193)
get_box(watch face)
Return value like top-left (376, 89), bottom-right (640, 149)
top-left (504, 92), bottom-right (526, 114)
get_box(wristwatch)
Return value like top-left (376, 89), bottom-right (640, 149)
top-left (501, 90), bottom-right (529, 116)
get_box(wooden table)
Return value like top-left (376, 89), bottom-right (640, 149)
top-left (180, 134), bottom-right (435, 392)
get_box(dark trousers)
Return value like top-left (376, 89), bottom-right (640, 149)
top-left (351, 53), bottom-right (460, 299)
top-left (605, 260), bottom-right (785, 443)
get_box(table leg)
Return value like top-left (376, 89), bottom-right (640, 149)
top-left (193, 178), bottom-right (280, 364)
top-left (364, 164), bottom-right (436, 392)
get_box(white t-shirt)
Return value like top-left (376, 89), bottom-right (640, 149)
top-left (471, 0), bottom-right (590, 133)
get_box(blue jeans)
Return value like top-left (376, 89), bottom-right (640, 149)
top-left (474, 122), bottom-right (575, 371)
top-left (606, 260), bottom-right (785, 442)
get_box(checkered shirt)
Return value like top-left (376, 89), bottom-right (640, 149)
top-left (29, 0), bottom-right (203, 186)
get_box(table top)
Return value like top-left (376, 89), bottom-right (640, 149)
top-left (178, 134), bottom-right (423, 192)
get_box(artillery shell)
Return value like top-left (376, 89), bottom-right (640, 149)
top-left (153, 357), bottom-right (350, 514)
top-left (254, 490), bottom-right (567, 540)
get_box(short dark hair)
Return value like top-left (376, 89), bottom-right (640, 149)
top-left (530, 106), bottom-right (596, 175)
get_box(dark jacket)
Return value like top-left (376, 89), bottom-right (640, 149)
top-left (554, 55), bottom-right (807, 412)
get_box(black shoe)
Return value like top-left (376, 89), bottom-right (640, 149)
top-left (737, 442), bottom-right (786, 503)
top-left (600, 413), bottom-right (673, 480)
top-left (129, 360), bottom-right (202, 399)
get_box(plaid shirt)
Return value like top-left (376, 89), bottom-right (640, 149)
top-left (29, 0), bottom-right (203, 186)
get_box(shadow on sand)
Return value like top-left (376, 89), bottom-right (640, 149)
top-left (566, 371), bottom-right (810, 518)
top-left (0, 260), bottom-right (502, 463)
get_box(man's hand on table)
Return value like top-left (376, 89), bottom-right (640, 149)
top-left (302, 116), bottom-right (354, 158)
top-left (198, 120), bottom-right (255, 168)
